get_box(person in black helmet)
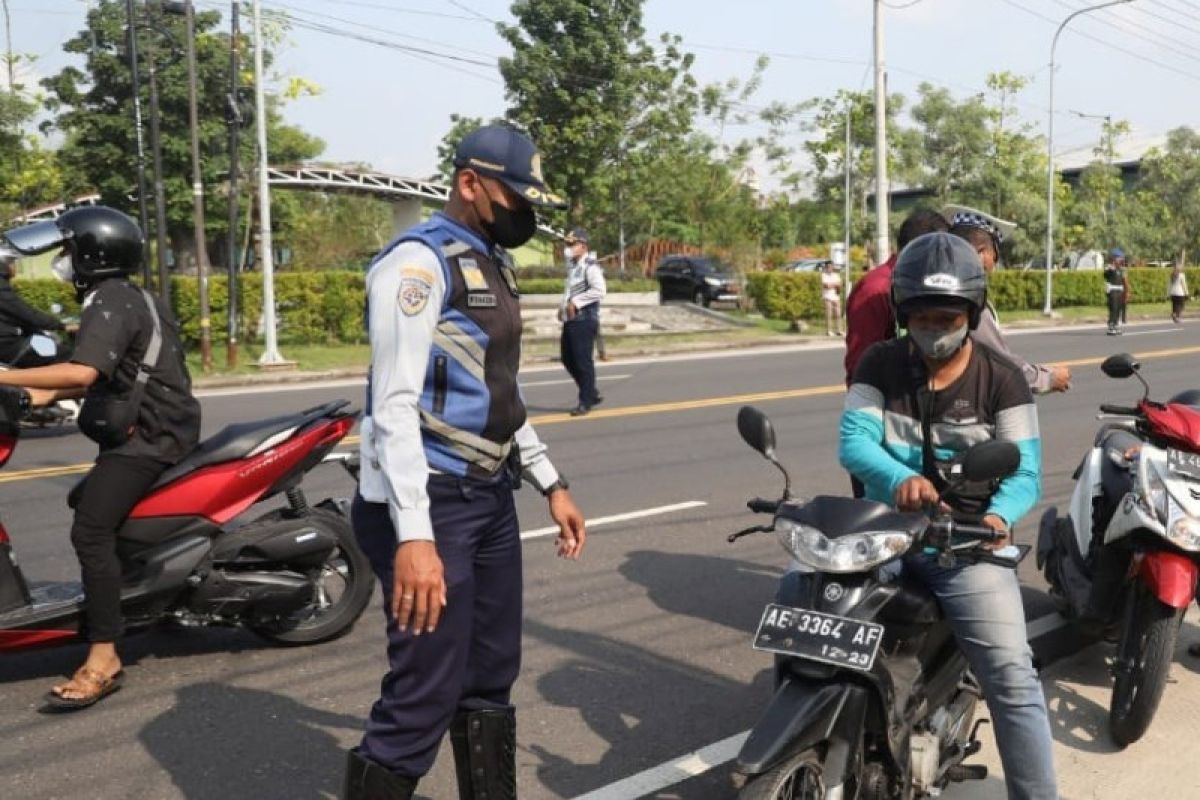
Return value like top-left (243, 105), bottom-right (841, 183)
top-left (840, 233), bottom-right (1058, 798)
top-left (0, 205), bottom-right (201, 710)
top-left (0, 243), bottom-right (71, 367)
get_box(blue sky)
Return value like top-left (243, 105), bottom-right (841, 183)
top-left (13, 1), bottom-right (1200, 187)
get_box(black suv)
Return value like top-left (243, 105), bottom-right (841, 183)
top-left (655, 255), bottom-right (741, 307)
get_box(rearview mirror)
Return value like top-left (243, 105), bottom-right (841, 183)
top-left (1101, 353), bottom-right (1139, 379)
top-left (962, 440), bottom-right (1021, 483)
top-left (737, 406), bottom-right (776, 459)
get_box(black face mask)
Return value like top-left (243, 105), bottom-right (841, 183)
top-left (481, 187), bottom-right (537, 249)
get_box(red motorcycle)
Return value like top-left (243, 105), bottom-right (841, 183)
top-left (0, 388), bottom-right (372, 652)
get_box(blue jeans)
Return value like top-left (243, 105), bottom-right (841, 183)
top-left (903, 554), bottom-right (1059, 800)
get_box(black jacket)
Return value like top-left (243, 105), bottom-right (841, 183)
top-left (0, 275), bottom-right (63, 347)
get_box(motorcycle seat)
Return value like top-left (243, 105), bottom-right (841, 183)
top-left (151, 400), bottom-right (351, 489)
top-left (69, 401), bottom-right (351, 507)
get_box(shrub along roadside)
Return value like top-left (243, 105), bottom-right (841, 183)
top-left (14, 272), bottom-right (659, 346)
top-left (746, 268), bottom-right (1200, 322)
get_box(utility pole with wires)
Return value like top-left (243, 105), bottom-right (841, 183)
top-left (123, 0), bottom-right (153, 286)
top-left (252, 0), bottom-right (285, 366)
top-left (163, 0), bottom-right (212, 371)
top-left (872, 0), bottom-right (891, 265)
top-left (226, 0), bottom-right (241, 369)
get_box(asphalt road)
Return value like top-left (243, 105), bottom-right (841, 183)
top-left (2, 319), bottom-right (1200, 800)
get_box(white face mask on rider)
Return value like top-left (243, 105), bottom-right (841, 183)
top-left (50, 252), bottom-right (74, 283)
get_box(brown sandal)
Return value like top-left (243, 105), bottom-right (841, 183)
top-left (45, 666), bottom-right (124, 711)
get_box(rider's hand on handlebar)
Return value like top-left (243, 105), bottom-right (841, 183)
top-left (981, 514), bottom-right (1010, 550)
top-left (895, 476), bottom-right (943, 512)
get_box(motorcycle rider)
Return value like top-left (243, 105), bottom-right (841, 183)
top-left (945, 205), bottom-right (1071, 394)
top-left (0, 242), bottom-right (69, 367)
top-left (0, 206), bottom-right (201, 710)
top-left (840, 232), bottom-right (1058, 799)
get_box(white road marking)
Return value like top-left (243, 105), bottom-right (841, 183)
top-left (572, 731), bottom-right (749, 800)
top-left (571, 610), bottom-right (1070, 799)
top-left (197, 378), bottom-right (365, 398)
top-left (520, 500), bottom-right (706, 540)
top-left (1109, 327), bottom-right (1181, 337)
top-left (520, 373), bottom-right (632, 388)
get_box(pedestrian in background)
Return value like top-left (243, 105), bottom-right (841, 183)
top-left (1105, 248), bottom-right (1127, 335)
top-left (821, 261), bottom-right (843, 337)
top-left (347, 125), bottom-right (587, 800)
top-left (1170, 263), bottom-right (1189, 323)
top-left (560, 227), bottom-right (606, 416)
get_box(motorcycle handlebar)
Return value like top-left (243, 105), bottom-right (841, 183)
top-left (747, 498), bottom-right (780, 515)
top-left (1099, 403), bottom-right (1140, 416)
top-left (926, 517), bottom-right (1005, 546)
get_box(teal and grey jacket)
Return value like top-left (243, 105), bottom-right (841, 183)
top-left (839, 336), bottom-right (1042, 527)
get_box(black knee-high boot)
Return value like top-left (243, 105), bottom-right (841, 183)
top-left (449, 707), bottom-right (517, 800)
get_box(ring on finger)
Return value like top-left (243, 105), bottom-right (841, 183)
top-left (401, 593), bottom-right (415, 600)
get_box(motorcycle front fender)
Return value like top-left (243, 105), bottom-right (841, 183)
top-left (736, 679), bottom-right (867, 778)
top-left (1137, 550), bottom-right (1199, 609)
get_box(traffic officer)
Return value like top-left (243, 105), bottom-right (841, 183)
top-left (345, 125), bottom-right (587, 800)
top-left (559, 226), bottom-right (606, 416)
top-left (945, 204), bottom-right (1071, 394)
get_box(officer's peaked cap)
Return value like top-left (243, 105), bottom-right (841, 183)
top-left (454, 125), bottom-right (567, 209)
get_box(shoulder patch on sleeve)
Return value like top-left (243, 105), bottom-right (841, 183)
top-left (398, 265), bottom-right (435, 316)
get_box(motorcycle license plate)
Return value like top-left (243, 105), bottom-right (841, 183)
top-left (1168, 448), bottom-right (1200, 481)
top-left (752, 604), bottom-right (884, 672)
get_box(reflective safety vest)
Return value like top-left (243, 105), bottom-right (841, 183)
top-left (366, 213), bottom-right (526, 479)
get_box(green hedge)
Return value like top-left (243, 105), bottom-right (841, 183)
top-left (746, 268), bottom-right (1200, 321)
top-left (13, 271), bottom-right (659, 346)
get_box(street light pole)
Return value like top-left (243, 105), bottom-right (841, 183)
top-left (144, 2), bottom-right (171, 303)
top-left (1043, 0), bottom-right (1134, 315)
top-left (843, 98), bottom-right (853, 301)
top-left (252, 0), bottom-right (284, 365)
top-left (872, 0), bottom-right (890, 265)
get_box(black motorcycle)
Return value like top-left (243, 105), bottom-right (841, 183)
top-left (730, 407), bottom-right (1028, 800)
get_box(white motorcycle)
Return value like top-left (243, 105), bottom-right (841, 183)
top-left (1037, 353), bottom-right (1200, 746)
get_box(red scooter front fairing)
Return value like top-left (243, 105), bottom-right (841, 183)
top-left (1137, 550), bottom-right (1199, 609)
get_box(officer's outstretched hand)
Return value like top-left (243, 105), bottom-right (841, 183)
top-left (392, 541), bottom-right (446, 635)
top-left (548, 489), bottom-right (586, 560)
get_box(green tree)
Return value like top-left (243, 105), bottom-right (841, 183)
top-left (498, 0), bottom-right (697, 222)
top-left (1138, 126), bottom-right (1200, 264)
top-left (802, 88), bottom-right (921, 247)
top-left (0, 52), bottom-right (64, 219)
top-left (41, 1), bottom-right (323, 269)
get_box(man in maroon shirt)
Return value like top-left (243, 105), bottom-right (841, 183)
top-left (843, 209), bottom-right (949, 497)
top-left (843, 208), bottom-right (950, 385)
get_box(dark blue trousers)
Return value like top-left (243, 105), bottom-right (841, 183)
top-left (561, 306), bottom-right (600, 406)
top-left (352, 475), bottom-right (523, 779)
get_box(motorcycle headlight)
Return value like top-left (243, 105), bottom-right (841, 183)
top-left (1167, 515), bottom-right (1200, 552)
top-left (703, 276), bottom-right (722, 286)
top-left (777, 519), bottom-right (912, 573)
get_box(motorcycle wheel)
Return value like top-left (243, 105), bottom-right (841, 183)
top-left (250, 508), bottom-right (374, 646)
top-left (738, 748), bottom-right (826, 800)
top-left (1108, 583), bottom-right (1184, 747)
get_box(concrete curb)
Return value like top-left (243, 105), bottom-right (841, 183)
top-left (191, 310), bottom-right (1199, 390)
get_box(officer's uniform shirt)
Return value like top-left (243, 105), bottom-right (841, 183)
top-left (359, 236), bottom-right (560, 543)
top-left (561, 251), bottom-right (606, 315)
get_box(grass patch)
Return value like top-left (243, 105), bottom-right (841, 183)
top-left (187, 342), bottom-right (371, 377)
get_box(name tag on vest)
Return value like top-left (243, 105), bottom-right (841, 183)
top-left (468, 293), bottom-right (498, 308)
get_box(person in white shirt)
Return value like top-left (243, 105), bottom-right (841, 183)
top-left (820, 261), bottom-right (843, 336)
top-left (1169, 263), bottom-right (1189, 323)
top-left (559, 226), bottom-right (607, 416)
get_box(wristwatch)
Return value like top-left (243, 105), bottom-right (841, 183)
top-left (541, 477), bottom-right (570, 497)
